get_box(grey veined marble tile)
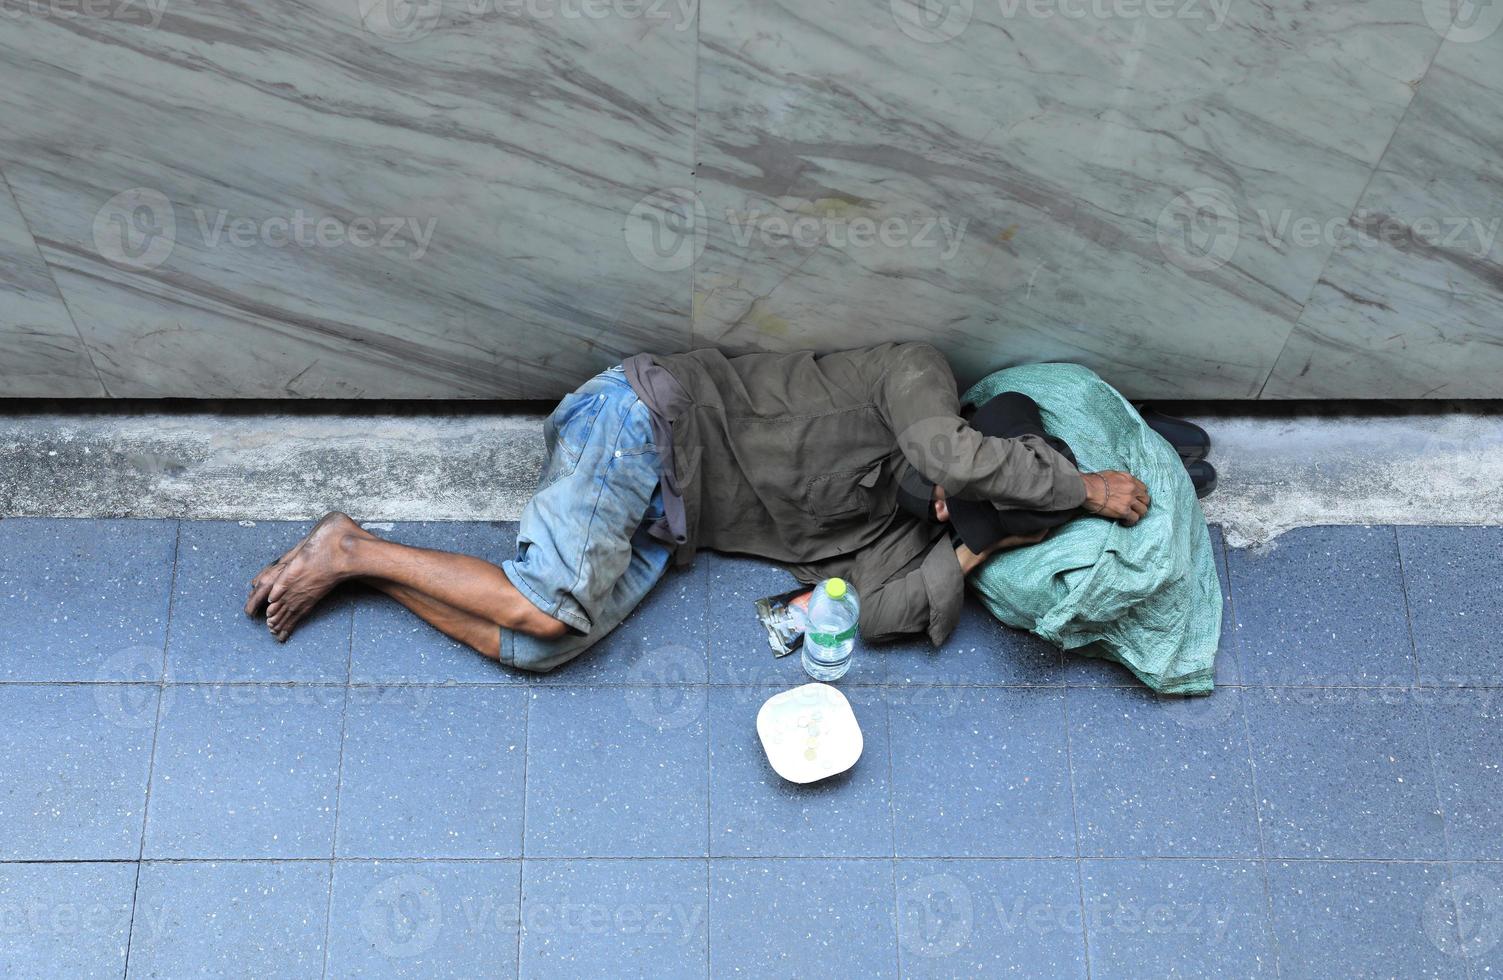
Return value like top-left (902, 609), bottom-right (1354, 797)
top-left (0, 1), bottom-right (696, 398)
top-left (692, 0), bottom-right (1441, 398)
top-left (1264, 32), bottom-right (1503, 398)
top-left (0, 168), bottom-right (103, 396)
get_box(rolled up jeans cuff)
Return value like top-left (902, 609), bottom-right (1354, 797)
top-left (498, 626), bottom-right (515, 669)
top-left (498, 624), bottom-right (597, 673)
top-left (501, 558), bottom-right (591, 635)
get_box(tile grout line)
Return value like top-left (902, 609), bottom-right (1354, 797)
top-left (514, 688), bottom-right (532, 977)
top-left (316, 849), bottom-right (339, 980)
top-left (318, 625), bottom-right (354, 980)
top-left (703, 565), bottom-right (712, 978)
top-left (1393, 527), bottom-right (1424, 691)
top-left (6, 853), bottom-right (1498, 866)
top-left (1061, 688), bottom-right (1093, 980)
top-left (1396, 526), bottom-right (1472, 968)
top-left (513, 860), bottom-right (526, 978)
top-left (1394, 527), bottom-right (1450, 866)
top-left (1226, 533), bottom-right (1283, 980)
top-left (121, 518), bottom-right (182, 979)
top-left (1240, 691), bottom-right (1284, 979)
top-left (883, 690), bottom-right (902, 977)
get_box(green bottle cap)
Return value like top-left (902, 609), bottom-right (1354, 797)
top-left (825, 577), bottom-right (847, 600)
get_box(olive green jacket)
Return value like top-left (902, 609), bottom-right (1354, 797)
top-left (647, 343), bottom-right (1085, 646)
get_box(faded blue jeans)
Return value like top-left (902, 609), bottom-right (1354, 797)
top-left (500, 365), bottom-right (671, 671)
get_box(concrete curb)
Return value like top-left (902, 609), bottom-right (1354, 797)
top-left (4, 407), bottom-right (1501, 548)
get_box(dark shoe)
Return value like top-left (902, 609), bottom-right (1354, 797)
top-left (1139, 407), bottom-right (1211, 463)
top-left (1185, 459), bottom-right (1217, 499)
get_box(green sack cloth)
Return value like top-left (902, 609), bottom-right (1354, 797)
top-left (961, 363), bottom-right (1221, 694)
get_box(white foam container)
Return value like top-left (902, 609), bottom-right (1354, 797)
top-left (756, 683), bottom-right (864, 783)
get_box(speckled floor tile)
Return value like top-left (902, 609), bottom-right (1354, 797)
top-left (708, 685), bottom-right (892, 857)
top-left (1441, 862), bottom-right (1503, 970)
top-left (1058, 654), bottom-right (1146, 688)
top-left (0, 518), bottom-right (176, 681)
top-left (537, 559), bottom-right (709, 686)
top-left (713, 644), bottom-right (825, 688)
top-left (525, 686), bottom-right (708, 858)
top-left (0, 684), bottom-right (156, 860)
top-left (167, 520), bottom-right (353, 683)
top-left (9, 517), bottom-right (1503, 975)
top-left (144, 683), bottom-right (343, 859)
top-left (878, 595), bottom-right (1066, 687)
top-left (326, 859), bottom-right (521, 979)
top-left (337, 687), bottom-right (527, 858)
top-left (709, 858), bottom-right (897, 979)
top-left (126, 860), bottom-right (331, 979)
top-left (1243, 688), bottom-right (1446, 859)
top-left (0, 862), bottom-right (136, 977)
top-left (889, 687), bottom-right (1073, 857)
top-left (1266, 860), bottom-right (1466, 978)
top-left (705, 552), bottom-right (808, 685)
top-left (1228, 525), bottom-right (1414, 686)
top-left (1080, 859), bottom-right (1275, 979)
top-left (520, 859), bottom-right (707, 979)
top-left (1423, 691), bottom-right (1503, 860)
top-left (894, 858), bottom-right (1086, 978)
top-left (1068, 686), bottom-right (1259, 857)
top-left (350, 521), bottom-right (525, 685)
top-left (1398, 526), bottom-right (1503, 686)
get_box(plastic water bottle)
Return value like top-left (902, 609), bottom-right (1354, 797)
top-left (801, 578), bottom-right (859, 681)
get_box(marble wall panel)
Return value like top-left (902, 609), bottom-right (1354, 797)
top-left (1, 0), bottom-right (1497, 398)
top-left (692, 0), bottom-right (1441, 397)
top-left (1263, 29), bottom-right (1503, 398)
top-left (0, 0), bottom-right (697, 397)
top-left (0, 166), bottom-right (104, 396)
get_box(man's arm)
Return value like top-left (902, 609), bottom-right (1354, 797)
top-left (878, 344), bottom-right (1084, 510)
top-left (878, 344), bottom-right (1149, 524)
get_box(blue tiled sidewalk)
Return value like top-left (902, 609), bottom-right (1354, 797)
top-left (0, 518), bottom-right (1499, 978)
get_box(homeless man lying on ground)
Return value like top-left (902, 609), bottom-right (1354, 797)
top-left (245, 344), bottom-right (1152, 672)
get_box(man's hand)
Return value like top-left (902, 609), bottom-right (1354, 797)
top-left (1080, 471), bottom-right (1151, 525)
top-left (956, 528), bottom-right (1051, 574)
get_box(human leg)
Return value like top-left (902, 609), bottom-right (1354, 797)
top-left (259, 516), bottom-right (570, 640)
top-left (250, 365), bottom-right (671, 670)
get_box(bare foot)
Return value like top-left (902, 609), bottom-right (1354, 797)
top-left (246, 542), bottom-right (304, 618)
top-left (263, 513), bottom-right (373, 640)
top-left (245, 512), bottom-right (372, 617)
